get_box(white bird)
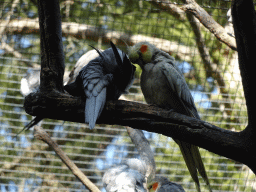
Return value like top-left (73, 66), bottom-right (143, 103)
top-left (20, 68), bottom-right (41, 96)
top-left (225, 8), bottom-right (234, 37)
top-left (103, 158), bottom-right (148, 192)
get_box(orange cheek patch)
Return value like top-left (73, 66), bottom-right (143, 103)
top-left (152, 182), bottom-right (159, 191)
top-left (140, 45), bottom-right (148, 53)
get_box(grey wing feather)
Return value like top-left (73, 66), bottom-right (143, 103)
top-left (85, 87), bottom-right (106, 129)
top-left (67, 49), bottom-right (102, 84)
top-left (161, 62), bottom-right (200, 119)
top-left (81, 64), bottom-right (113, 129)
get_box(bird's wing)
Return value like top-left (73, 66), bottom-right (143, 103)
top-left (79, 62), bottom-right (113, 129)
top-left (160, 61), bottom-right (200, 119)
top-left (103, 162), bottom-right (147, 192)
top-left (67, 50), bottom-right (102, 84)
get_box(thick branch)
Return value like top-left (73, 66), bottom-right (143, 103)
top-left (181, 0), bottom-right (237, 50)
top-left (231, 0), bottom-right (256, 131)
top-left (24, 91), bottom-right (256, 174)
top-left (37, 0), bottom-right (65, 92)
top-left (126, 127), bottom-right (156, 180)
top-left (33, 126), bottom-right (101, 192)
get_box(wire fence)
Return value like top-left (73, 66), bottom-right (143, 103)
top-left (0, 0), bottom-right (255, 191)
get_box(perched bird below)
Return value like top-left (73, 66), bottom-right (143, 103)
top-left (64, 41), bottom-right (136, 129)
top-left (148, 177), bottom-right (185, 192)
top-left (127, 41), bottom-right (212, 192)
top-left (103, 158), bottom-right (148, 192)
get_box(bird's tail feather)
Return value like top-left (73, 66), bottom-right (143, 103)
top-left (85, 88), bottom-right (107, 129)
top-left (174, 139), bottom-right (201, 192)
top-left (16, 116), bottom-right (43, 137)
top-left (191, 145), bottom-right (212, 192)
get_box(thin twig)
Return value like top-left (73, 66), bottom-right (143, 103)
top-left (33, 126), bottom-right (101, 192)
top-left (181, 0), bottom-right (237, 50)
top-left (148, 0), bottom-right (186, 21)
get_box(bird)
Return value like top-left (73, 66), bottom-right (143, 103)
top-left (64, 41), bottom-right (136, 129)
top-left (127, 41), bottom-right (212, 192)
top-left (18, 41), bottom-right (135, 135)
top-left (20, 68), bottom-right (41, 97)
top-left (102, 126), bottom-right (185, 192)
top-left (225, 8), bottom-right (234, 37)
top-left (147, 176), bottom-right (185, 192)
top-left (103, 158), bottom-right (148, 192)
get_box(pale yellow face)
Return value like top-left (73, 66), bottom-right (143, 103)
top-left (128, 43), bottom-right (153, 65)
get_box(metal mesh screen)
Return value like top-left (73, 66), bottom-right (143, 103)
top-left (0, 0), bottom-right (255, 191)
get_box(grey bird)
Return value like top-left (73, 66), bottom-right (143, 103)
top-left (18, 41), bottom-right (135, 134)
top-left (127, 42), bottom-right (212, 192)
top-left (64, 41), bottom-right (136, 129)
top-left (148, 177), bottom-right (185, 192)
top-left (103, 158), bottom-right (148, 192)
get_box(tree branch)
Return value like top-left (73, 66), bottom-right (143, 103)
top-left (3, 18), bottom-right (199, 61)
top-left (148, 0), bottom-right (186, 21)
top-left (126, 127), bottom-right (156, 180)
top-left (37, 0), bottom-right (65, 93)
top-left (23, 91), bottom-right (256, 174)
top-left (180, 0), bottom-right (237, 50)
top-left (33, 126), bottom-right (101, 192)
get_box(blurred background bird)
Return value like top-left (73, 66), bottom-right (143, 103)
top-left (127, 41), bottom-right (212, 192)
top-left (64, 41), bottom-right (136, 129)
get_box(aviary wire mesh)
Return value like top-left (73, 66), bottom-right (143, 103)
top-left (0, 0), bottom-right (255, 191)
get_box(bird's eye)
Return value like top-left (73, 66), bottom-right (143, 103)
top-left (148, 185), bottom-right (153, 190)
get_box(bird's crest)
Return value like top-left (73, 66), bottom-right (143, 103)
top-left (110, 41), bottom-right (136, 91)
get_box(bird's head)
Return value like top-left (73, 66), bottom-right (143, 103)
top-left (147, 177), bottom-right (169, 192)
top-left (127, 41), bottom-right (155, 68)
